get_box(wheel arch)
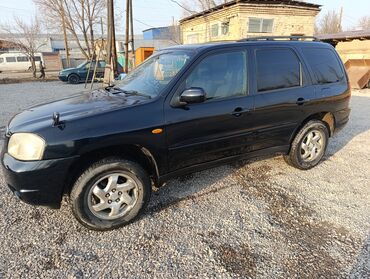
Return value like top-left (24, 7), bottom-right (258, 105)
top-left (63, 144), bottom-right (159, 195)
top-left (290, 112), bottom-right (335, 144)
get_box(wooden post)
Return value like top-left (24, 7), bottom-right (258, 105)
top-left (130, 0), bottom-right (135, 67)
top-left (104, 0), bottom-right (114, 85)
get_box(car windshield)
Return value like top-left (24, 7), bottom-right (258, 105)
top-left (115, 50), bottom-right (193, 98)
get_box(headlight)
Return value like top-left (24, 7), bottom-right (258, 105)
top-left (8, 133), bottom-right (46, 161)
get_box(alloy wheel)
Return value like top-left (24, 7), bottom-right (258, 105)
top-left (87, 173), bottom-right (139, 220)
top-left (300, 129), bottom-right (325, 162)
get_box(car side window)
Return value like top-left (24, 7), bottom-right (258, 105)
top-left (6, 57), bottom-right (16, 63)
top-left (302, 48), bottom-right (344, 84)
top-left (185, 51), bottom-right (247, 100)
top-left (256, 48), bottom-right (301, 92)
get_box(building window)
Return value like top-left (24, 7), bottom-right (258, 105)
top-left (248, 18), bottom-right (274, 33)
top-left (211, 24), bottom-right (219, 37)
top-left (221, 22), bottom-right (229, 35)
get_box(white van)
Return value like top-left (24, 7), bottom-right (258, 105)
top-left (0, 53), bottom-right (43, 72)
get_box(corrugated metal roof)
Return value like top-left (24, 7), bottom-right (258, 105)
top-left (179, 0), bottom-right (321, 23)
top-left (317, 30), bottom-right (370, 41)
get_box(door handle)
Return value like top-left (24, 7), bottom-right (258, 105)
top-left (296, 97), bottom-right (309, 106)
top-left (232, 107), bottom-right (250, 117)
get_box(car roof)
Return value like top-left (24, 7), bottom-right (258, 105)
top-left (162, 40), bottom-right (331, 53)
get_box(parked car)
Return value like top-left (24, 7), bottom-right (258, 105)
top-left (1, 37), bottom-right (351, 230)
top-left (0, 53), bottom-right (43, 72)
top-left (58, 60), bottom-right (106, 84)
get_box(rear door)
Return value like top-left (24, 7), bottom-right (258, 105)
top-left (250, 45), bottom-right (316, 151)
top-left (96, 61), bottom-right (106, 78)
top-left (164, 48), bottom-right (255, 171)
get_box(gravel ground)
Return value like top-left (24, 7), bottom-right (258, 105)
top-left (0, 82), bottom-right (369, 278)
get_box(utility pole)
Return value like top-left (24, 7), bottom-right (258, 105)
top-left (125, 0), bottom-right (130, 73)
top-left (111, 2), bottom-right (117, 76)
top-left (105, 0), bottom-right (112, 84)
top-left (338, 7), bottom-right (344, 32)
top-left (130, 0), bottom-right (135, 67)
top-left (104, 0), bottom-right (117, 84)
top-left (60, 0), bottom-right (70, 67)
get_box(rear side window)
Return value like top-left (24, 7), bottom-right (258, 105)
top-left (6, 57), bottom-right (16, 63)
top-left (256, 48), bottom-right (301, 92)
top-left (302, 48), bottom-right (344, 84)
top-left (0, 58), bottom-right (3, 63)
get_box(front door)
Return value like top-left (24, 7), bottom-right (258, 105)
top-left (164, 49), bottom-right (255, 172)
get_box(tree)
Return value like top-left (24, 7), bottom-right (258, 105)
top-left (34, 0), bottom-right (106, 59)
top-left (0, 16), bottom-right (46, 78)
top-left (316, 10), bottom-right (342, 34)
top-left (170, 0), bottom-right (230, 16)
top-left (358, 16), bottom-right (370, 30)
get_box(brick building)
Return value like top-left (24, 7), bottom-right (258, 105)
top-left (179, 0), bottom-right (321, 44)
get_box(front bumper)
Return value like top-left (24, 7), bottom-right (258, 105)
top-left (1, 152), bottom-right (77, 209)
top-left (58, 75), bottom-right (68, 82)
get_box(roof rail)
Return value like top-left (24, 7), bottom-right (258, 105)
top-left (238, 36), bottom-right (320, 42)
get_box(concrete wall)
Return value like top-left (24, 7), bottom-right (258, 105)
top-left (336, 40), bottom-right (370, 63)
top-left (180, 3), bottom-right (319, 44)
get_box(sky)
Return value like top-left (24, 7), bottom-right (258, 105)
top-left (0, 0), bottom-right (369, 34)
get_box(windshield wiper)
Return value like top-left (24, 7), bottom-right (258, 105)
top-left (106, 86), bottom-right (151, 99)
top-left (112, 87), bottom-right (152, 99)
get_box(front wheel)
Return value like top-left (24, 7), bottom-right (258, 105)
top-left (68, 74), bottom-right (80, 84)
top-left (70, 158), bottom-right (151, 230)
top-left (284, 120), bottom-right (329, 170)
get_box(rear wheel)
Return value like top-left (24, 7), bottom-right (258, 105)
top-left (70, 158), bottom-right (151, 230)
top-left (284, 120), bottom-right (329, 170)
top-left (68, 74), bottom-right (80, 84)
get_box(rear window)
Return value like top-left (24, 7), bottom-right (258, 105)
top-left (35, 56), bottom-right (41, 61)
top-left (256, 48), bottom-right (301, 92)
top-left (6, 57), bottom-right (16, 63)
top-left (302, 48), bottom-right (344, 84)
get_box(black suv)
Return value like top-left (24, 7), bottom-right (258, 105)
top-left (1, 37), bottom-right (351, 230)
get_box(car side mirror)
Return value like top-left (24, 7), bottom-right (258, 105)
top-left (179, 88), bottom-right (206, 105)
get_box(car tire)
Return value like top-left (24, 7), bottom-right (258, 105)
top-left (68, 74), bottom-right (80, 84)
top-left (70, 158), bottom-right (151, 230)
top-left (284, 120), bottom-right (329, 170)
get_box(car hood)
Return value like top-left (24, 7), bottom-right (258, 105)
top-left (8, 89), bottom-right (150, 132)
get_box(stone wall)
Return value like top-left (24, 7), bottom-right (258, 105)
top-left (180, 3), bottom-right (320, 44)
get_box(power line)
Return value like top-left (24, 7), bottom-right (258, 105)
top-left (0, 5), bottom-right (29, 12)
top-left (0, 5), bottom-right (30, 13)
